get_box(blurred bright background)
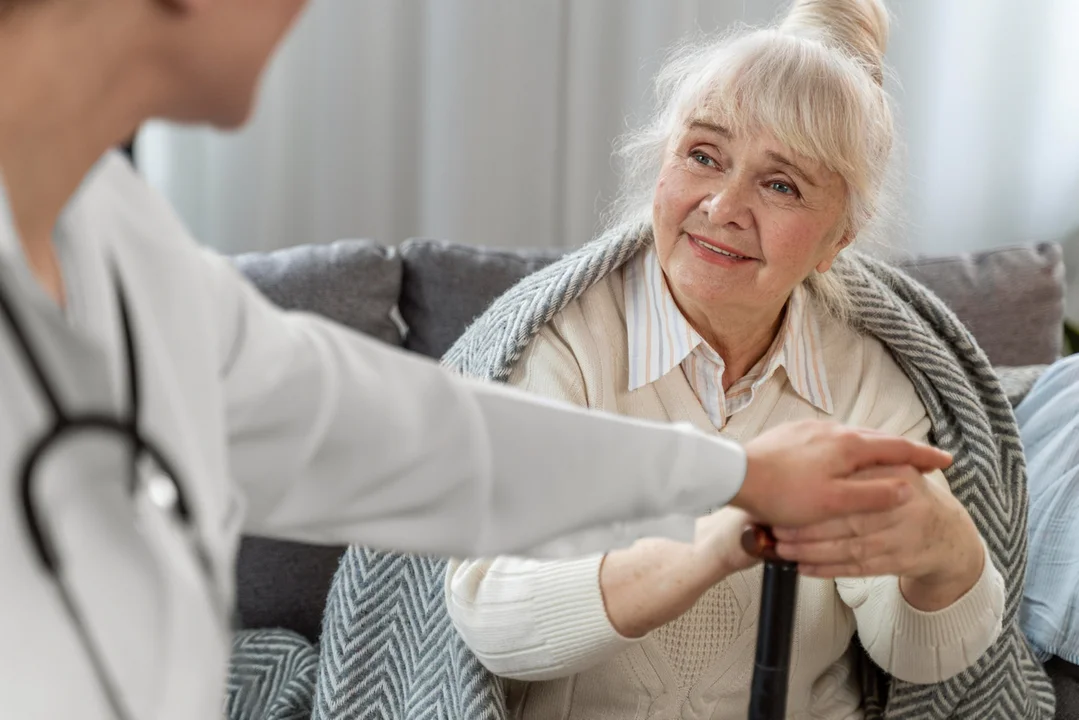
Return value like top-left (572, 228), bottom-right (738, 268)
top-left (137, 0), bottom-right (1079, 264)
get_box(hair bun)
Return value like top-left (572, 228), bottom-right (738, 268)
top-left (779, 0), bottom-right (889, 85)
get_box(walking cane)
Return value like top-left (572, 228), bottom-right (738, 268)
top-left (742, 525), bottom-right (799, 720)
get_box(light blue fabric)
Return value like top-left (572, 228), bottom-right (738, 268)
top-left (1016, 354), bottom-right (1079, 665)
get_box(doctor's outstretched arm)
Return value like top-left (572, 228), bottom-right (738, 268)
top-left (207, 251), bottom-right (950, 559)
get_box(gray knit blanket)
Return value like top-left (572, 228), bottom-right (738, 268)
top-left (226, 629), bottom-right (319, 720)
top-left (314, 223), bottom-right (1055, 719)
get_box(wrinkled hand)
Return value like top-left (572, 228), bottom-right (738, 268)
top-left (691, 507), bottom-right (760, 585)
top-left (600, 507), bottom-right (760, 638)
top-left (735, 421), bottom-right (952, 527)
top-left (772, 465), bottom-right (985, 610)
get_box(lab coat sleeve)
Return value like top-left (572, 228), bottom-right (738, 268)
top-left (204, 250), bottom-right (747, 559)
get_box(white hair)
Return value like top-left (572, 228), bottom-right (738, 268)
top-left (608, 0), bottom-right (898, 321)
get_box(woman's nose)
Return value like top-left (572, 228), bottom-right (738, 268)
top-left (702, 181), bottom-right (753, 230)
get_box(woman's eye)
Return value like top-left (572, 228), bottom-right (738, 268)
top-left (769, 180), bottom-right (797, 196)
top-left (691, 151), bottom-right (717, 168)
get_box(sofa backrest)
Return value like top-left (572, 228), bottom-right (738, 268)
top-left (398, 239), bottom-right (1065, 366)
top-left (397, 239), bottom-right (563, 358)
top-left (233, 238), bottom-right (404, 346)
top-left (896, 243), bottom-right (1065, 367)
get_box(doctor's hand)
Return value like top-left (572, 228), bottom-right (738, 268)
top-left (733, 420), bottom-right (952, 528)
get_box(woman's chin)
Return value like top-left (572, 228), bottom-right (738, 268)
top-left (666, 267), bottom-right (747, 313)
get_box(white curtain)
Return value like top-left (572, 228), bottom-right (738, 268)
top-left (138, 0), bottom-right (1079, 258)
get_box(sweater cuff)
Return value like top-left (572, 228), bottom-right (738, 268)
top-left (888, 541), bottom-right (1005, 682)
top-left (527, 553), bottom-right (640, 675)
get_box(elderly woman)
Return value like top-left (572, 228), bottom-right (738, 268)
top-left (439, 0), bottom-right (1053, 718)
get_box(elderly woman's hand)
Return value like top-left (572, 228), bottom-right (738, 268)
top-left (771, 465), bottom-right (986, 611)
top-left (692, 506), bottom-right (761, 579)
top-left (599, 507), bottom-right (760, 638)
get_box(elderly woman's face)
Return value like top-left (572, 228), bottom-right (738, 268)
top-left (653, 118), bottom-right (848, 320)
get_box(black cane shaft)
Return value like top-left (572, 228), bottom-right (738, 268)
top-left (748, 559), bottom-right (799, 720)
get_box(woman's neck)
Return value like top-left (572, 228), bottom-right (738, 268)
top-left (0, 5), bottom-right (155, 304)
top-left (675, 292), bottom-right (789, 392)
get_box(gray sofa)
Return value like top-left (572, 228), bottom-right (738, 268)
top-left (230, 238), bottom-right (1077, 717)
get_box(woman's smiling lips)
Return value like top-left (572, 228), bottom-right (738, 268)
top-left (686, 233), bottom-right (758, 266)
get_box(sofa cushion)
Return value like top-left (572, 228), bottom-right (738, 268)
top-left (897, 243), bottom-right (1065, 366)
top-left (1047, 657), bottom-right (1079, 720)
top-left (996, 365), bottom-right (1050, 407)
top-left (232, 239), bottom-right (404, 346)
top-left (398, 239), bottom-right (562, 359)
top-left (234, 537), bottom-right (345, 643)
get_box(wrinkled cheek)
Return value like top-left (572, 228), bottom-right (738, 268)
top-left (653, 175), bottom-right (695, 230)
top-left (653, 177), bottom-right (671, 220)
top-left (652, 178), bottom-right (678, 257)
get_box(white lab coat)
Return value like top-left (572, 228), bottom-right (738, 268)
top-left (0, 153), bottom-right (747, 719)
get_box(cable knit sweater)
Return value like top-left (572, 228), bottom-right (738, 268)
top-left (445, 266), bottom-right (1005, 720)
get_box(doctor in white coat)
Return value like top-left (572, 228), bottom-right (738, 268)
top-left (0, 0), bottom-right (951, 718)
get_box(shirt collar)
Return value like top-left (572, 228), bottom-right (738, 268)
top-left (0, 152), bottom-right (111, 267)
top-left (624, 245), bottom-right (703, 390)
top-left (623, 245), bottom-right (833, 414)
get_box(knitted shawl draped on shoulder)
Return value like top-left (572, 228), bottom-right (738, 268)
top-left (313, 223), bottom-right (1054, 720)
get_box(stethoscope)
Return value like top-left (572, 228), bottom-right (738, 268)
top-left (0, 269), bottom-right (223, 720)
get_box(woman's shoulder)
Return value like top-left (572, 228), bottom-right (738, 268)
top-left (815, 302), bottom-right (927, 435)
top-left (814, 302), bottom-right (880, 366)
top-left (530, 269), bottom-right (628, 357)
top-left (506, 269), bottom-right (629, 404)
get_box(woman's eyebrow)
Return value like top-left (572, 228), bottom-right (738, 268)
top-left (765, 150), bottom-right (818, 188)
top-left (686, 120), bottom-right (732, 138)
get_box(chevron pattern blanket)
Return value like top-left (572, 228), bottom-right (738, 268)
top-left (226, 629), bottom-right (318, 720)
top-left (315, 224), bottom-right (1054, 719)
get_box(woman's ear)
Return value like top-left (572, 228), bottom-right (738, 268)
top-left (815, 232), bottom-right (853, 274)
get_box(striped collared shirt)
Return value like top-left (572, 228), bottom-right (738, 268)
top-left (623, 246), bottom-right (834, 429)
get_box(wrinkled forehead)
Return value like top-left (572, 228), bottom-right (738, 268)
top-left (667, 33), bottom-right (870, 185)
